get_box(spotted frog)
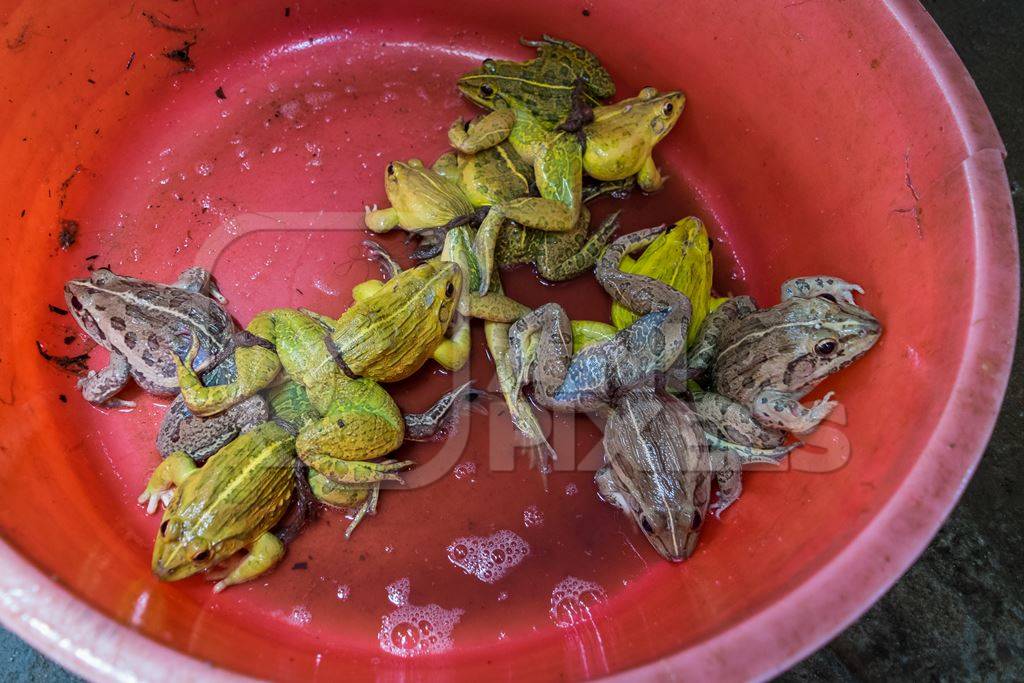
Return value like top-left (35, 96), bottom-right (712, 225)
top-left (690, 276), bottom-right (882, 450)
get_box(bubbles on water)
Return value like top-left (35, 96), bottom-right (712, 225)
top-left (194, 161), bottom-right (214, 177)
top-left (378, 580), bottom-right (463, 658)
top-left (446, 531), bottom-right (530, 584)
top-left (305, 142), bottom-right (323, 168)
top-left (289, 606), bottom-right (312, 625)
top-left (386, 577), bottom-right (410, 607)
top-left (336, 585), bottom-right (350, 601)
top-left (279, 99), bottom-right (302, 120)
top-left (549, 577), bottom-right (606, 629)
top-left (523, 505), bottom-right (544, 528)
top-left (564, 483), bottom-right (579, 496)
top-left (453, 462), bottom-right (476, 480)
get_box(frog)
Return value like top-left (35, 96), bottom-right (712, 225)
top-left (156, 391), bottom-right (269, 463)
top-left (597, 386), bottom-right (711, 561)
top-left (507, 227), bottom-right (692, 415)
top-left (140, 419), bottom-right (297, 592)
top-left (457, 35), bottom-right (615, 131)
top-left (611, 216), bottom-right (721, 342)
top-left (173, 261), bottom-right (465, 528)
top-left (364, 159), bottom-right (480, 259)
top-left (268, 378), bottom-right (486, 537)
top-left (456, 89), bottom-right (683, 293)
top-left (689, 276), bottom-right (882, 450)
top-left (63, 267), bottom-right (236, 406)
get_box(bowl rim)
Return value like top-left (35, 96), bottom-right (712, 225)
top-left (0, 0), bottom-right (1017, 680)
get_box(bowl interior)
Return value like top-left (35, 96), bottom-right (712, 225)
top-left (0, 0), bottom-right (1010, 680)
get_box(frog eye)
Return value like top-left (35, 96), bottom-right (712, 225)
top-left (814, 339), bottom-right (839, 356)
top-left (193, 549), bottom-right (211, 563)
top-left (160, 520), bottom-right (169, 535)
top-left (691, 510), bottom-right (703, 530)
top-left (386, 163), bottom-right (396, 176)
top-left (662, 102), bottom-right (674, 116)
top-left (479, 84), bottom-right (495, 98)
top-left (445, 282), bottom-right (455, 298)
top-left (639, 515), bottom-right (655, 534)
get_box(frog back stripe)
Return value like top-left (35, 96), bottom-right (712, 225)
top-left (72, 280), bottom-right (226, 349)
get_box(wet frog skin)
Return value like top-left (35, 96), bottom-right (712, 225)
top-left (690, 276), bottom-right (882, 450)
top-left (174, 261), bottom-right (463, 528)
top-left (598, 387), bottom-right (711, 561)
top-left (64, 267), bottom-right (234, 406)
top-left (140, 419), bottom-right (297, 592)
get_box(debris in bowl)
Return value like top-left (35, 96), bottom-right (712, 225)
top-left (56, 34), bottom-right (882, 652)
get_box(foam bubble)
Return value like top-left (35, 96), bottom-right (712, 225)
top-left (549, 577), bottom-right (606, 629)
top-left (378, 580), bottom-right (463, 658)
top-left (336, 585), bottom-right (350, 601)
top-left (523, 505), bottom-right (544, 528)
top-left (446, 530), bottom-right (529, 584)
top-left (564, 483), bottom-right (579, 496)
top-left (453, 462), bottom-right (477, 480)
top-left (386, 577), bottom-right (410, 607)
top-left (289, 606), bottom-right (312, 626)
top-left (194, 161), bottom-right (214, 177)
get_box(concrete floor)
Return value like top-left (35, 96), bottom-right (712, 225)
top-left (2, 1), bottom-right (1021, 680)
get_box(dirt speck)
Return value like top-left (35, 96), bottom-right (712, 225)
top-left (58, 219), bottom-right (79, 250)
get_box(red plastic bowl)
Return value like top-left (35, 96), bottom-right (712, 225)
top-left (0, 0), bottom-right (1017, 680)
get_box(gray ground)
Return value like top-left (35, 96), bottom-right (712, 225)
top-left (2, 1), bottom-right (1021, 680)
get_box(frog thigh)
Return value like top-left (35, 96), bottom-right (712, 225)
top-left (535, 209), bottom-right (619, 281)
top-left (364, 206), bottom-right (400, 233)
top-left (709, 450), bottom-right (743, 517)
top-left (689, 296), bottom-right (757, 372)
top-left (448, 110), bottom-right (515, 154)
top-left (432, 316), bottom-right (471, 371)
top-left (213, 532), bottom-right (285, 592)
top-left (177, 313), bottom-right (282, 416)
top-left (636, 156), bottom-right (664, 192)
top-left (693, 391), bottom-right (786, 449)
top-left (78, 351), bottom-right (132, 405)
top-left (467, 293), bottom-right (530, 323)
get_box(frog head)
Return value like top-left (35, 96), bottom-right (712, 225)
top-left (767, 296), bottom-right (883, 395)
top-left (598, 391), bottom-right (711, 562)
top-left (151, 512), bottom-right (238, 581)
top-left (603, 87), bottom-right (684, 143)
top-left (383, 159), bottom-right (473, 230)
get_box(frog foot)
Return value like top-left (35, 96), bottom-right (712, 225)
top-left (344, 485), bottom-right (381, 539)
top-left (796, 392), bottom-right (838, 434)
top-left (138, 487), bottom-right (175, 515)
top-left (781, 276), bottom-right (864, 305)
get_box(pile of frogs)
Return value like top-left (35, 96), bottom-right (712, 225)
top-left (61, 36), bottom-right (882, 591)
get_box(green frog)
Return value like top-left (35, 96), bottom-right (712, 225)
top-left (457, 88), bottom-right (683, 293)
top-left (173, 261), bottom-right (464, 525)
top-left (141, 419), bottom-right (297, 592)
top-left (64, 267), bottom-right (234, 406)
top-left (364, 160), bottom-right (478, 258)
top-left (458, 35), bottom-right (615, 130)
top-left (690, 276), bottom-right (882, 450)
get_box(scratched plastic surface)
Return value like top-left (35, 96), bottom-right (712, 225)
top-left (0, 0), bottom-right (1011, 680)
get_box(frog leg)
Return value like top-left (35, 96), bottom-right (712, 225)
top-left (595, 227), bottom-right (691, 370)
top-left (431, 151), bottom-right (461, 183)
top-left (688, 296), bottom-right (758, 374)
top-left (535, 210), bottom-right (619, 282)
top-left (297, 307), bottom-right (342, 334)
top-left (364, 206), bottom-right (400, 233)
top-left (363, 239), bottom-right (404, 280)
top-left (508, 303), bottom-right (582, 411)
top-left (709, 450), bottom-right (743, 517)
top-left (498, 130), bottom-right (582, 233)
top-left (448, 110), bottom-right (516, 154)
top-left (295, 383), bottom-right (410, 484)
top-left (636, 156), bottom-right (665, 193)
top-left (404, 381), bottom-right (485, 441)
top-left (176, 313), bottom-right (281, 416)
top-left (212, 532), bottom-right (285, 593)
top-left (582, 177), bottom-right (636, 203)
top-left (432, 314), bottom-right (471, 370)
top-left (693, 391), bottom-right (787, 449)
top-left (307, 471), bottom-right (379, 538)
top-left (471, 208), bottom-right (506, 295)
top-left (172, 266), bottom-right (227, 304)
top-left (780, 276), bottom-right (864, 305)
top-left (138, 452), bottom-right (197, 514)
top-left (78, 351), bottom-right (133, 406)
top-left (751, 389), bottom-right (838, 435)
top-left (466, 292), bottom-right (530, 323)
top-left (705, 433), bottom-right (801, 465)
